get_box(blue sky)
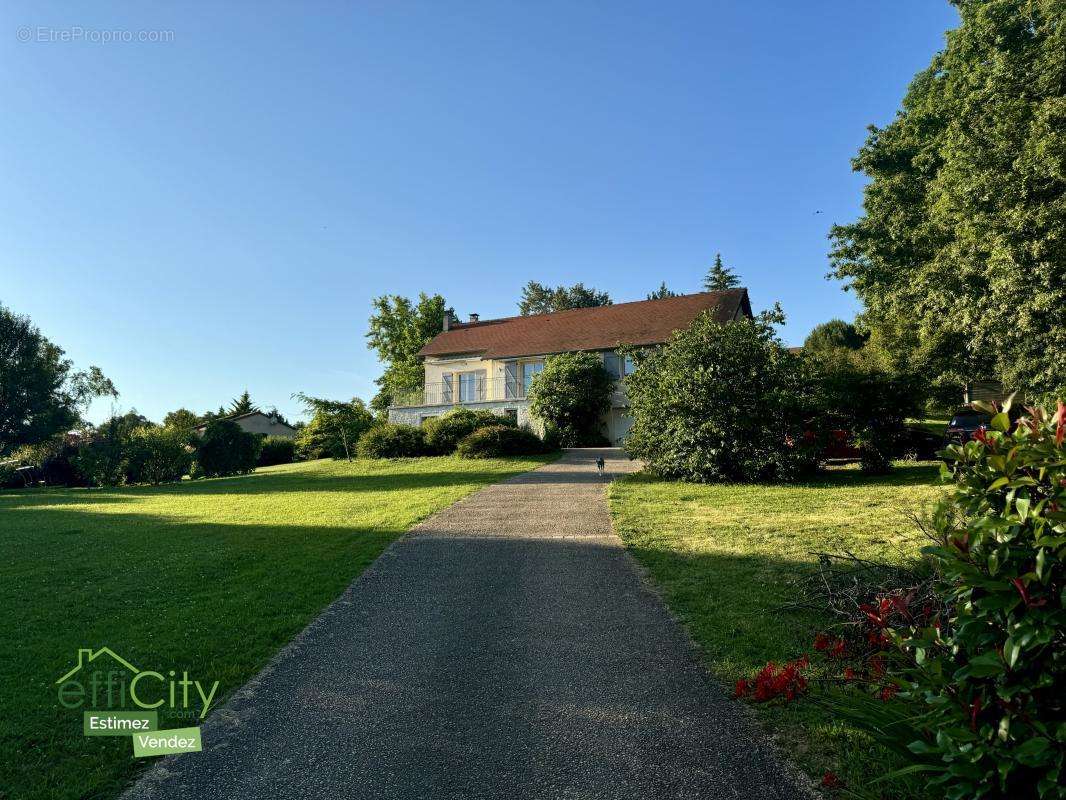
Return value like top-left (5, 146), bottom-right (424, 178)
top-left (0, 1), bottom-right (959, 424)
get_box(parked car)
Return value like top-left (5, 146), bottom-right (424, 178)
top-left (944, 408), bottom-right (992, 445)
top-left (897, 424), bottom-right (943, 460)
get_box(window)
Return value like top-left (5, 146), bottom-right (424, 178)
top-left (458, 370), bottom-right (486, 402)
top-left (623, 355), bottom-right (635, 375)
top-left (603, 351), bottom-right (621, 377)
top-left (522, 361), bottom-right (544, 394)
top-left (441, 374), bottom-right (453, 403)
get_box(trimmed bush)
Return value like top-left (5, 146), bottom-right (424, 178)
top-left (193, 419), bottom-right (261, 478)
top-left (527, 352), bottom-right (614, 447)
top-left (456, 425), bottom-right (544, 458)
top-left (124, 426), bottom-right (191, 485)
top-left (625, 310), bottom-right (820, 482)
top-left (258, 436), bottom-right (296, 467)
top-left (356, 424), bottom-right (426, 459)
top-left (423, 408), bottom-right (515, 454)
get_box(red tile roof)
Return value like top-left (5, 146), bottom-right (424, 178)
top-left (418, 289), bottom-right (752, 360)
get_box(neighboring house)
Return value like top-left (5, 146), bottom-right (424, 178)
top-left (193, 411), bottom-right (298, 439)
top-left (388, 289), bottom-right (754, 444)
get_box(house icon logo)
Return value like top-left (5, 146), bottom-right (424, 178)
top-left (55, 646), bottom-right (222, 721)
top-left (56, 647), bottom-right (140, 685)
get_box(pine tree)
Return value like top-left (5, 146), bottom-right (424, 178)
top-left (228, 390), bottom-right (258, 416)
top-left (703, 253), bottom-right (740, 292)
top-left (646, 282), bottom-right (677, 300)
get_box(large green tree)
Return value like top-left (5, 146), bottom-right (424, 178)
top-left (803, 319), bottom-right (868, 354)
top-left (517, 282), bottom-right (611, 315)
top-left (0, 304), bottom-right (116, 454)
top-left (829, 0), bottom-right (1066, 395)
top-left (366, 292), bottom-right (447, 413)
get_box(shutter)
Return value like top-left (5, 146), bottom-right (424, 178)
top-left (504, 362), bottom-right (519, 399)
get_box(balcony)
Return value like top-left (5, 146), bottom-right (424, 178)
top-left (391, 377), bottom-right (531, 408)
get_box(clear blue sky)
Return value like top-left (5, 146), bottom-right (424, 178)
top-left (1, 1), bottom-right (959, 424)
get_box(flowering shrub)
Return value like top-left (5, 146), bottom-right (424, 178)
top-left (884, 399), bottom-right (1065, 800)
top-left (734, 656), bottom-right (809, 703)
top-left (809, 400), bottom-right (1066, 800)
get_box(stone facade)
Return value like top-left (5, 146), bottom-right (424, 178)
top-left (388, 399), bottom-right (538, 432)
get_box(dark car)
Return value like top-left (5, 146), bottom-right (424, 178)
top-left (944, 408), bottom-right (992, 445)
top-left (897, 425), bottom-right (944, 460)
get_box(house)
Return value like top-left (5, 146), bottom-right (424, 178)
top-left (388, 289), bottom-right (754, 443)
top-left (193, 411), bottom-right (298, 439)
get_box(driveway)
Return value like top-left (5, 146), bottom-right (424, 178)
top-left (125, 449), bottom-right (812, 800)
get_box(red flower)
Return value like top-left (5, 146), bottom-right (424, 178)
top-left (814, 633), bottom-right (830, 651)
top-left (734, 679), bottom-right (749, 698)
top-left (821, 771), bottom-right (843, 788)
top-left (829, 639), bottom-right (846, 658)
top-left (869, 655), bottom-right (885, 676)
top-left (843, 667), bottom-right (857, 682)
top-left (880, 684), bottom-right (899, 702)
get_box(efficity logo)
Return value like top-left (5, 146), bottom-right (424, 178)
top-left (55, 647), bottom-right (219, 756)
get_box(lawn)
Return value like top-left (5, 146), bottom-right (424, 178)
top-left (608, 462), bottom-right (945, 796)
top-left (0, 454), bottom-right (552, 800)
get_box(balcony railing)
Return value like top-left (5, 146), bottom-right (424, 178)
top-left (392, 377), bottom-right (531, 408)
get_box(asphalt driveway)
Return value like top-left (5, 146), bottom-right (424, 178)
top-left (124, 449), bottom-right (812, 800)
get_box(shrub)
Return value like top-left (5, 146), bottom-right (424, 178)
top-left (625, 310), bottom-right (820, 482)
top-left (809, 347), bottom-right (924, 474)
top-left (356, 424), bottom-right (426, 459)
top-left (455, 425), bottom-right (544, 458)
top-left (293, 397), bottom-right (375, 460)
top-left (423, 408), bottom-right (514, 454)
top-left (73, 434), bottom-right (126, 487)
top-left (123, 426), bottom-right (191, 484)
top-left (825, 400), bottom-right (1066, 799)
top-left (258, 435), bottom-right (295, 466)
top-left (193, 419), bottom-right (261, 478)
top-left (0, 459), bottom-right (22, 489)
top-left (527, 352), bottom-right (614, 447)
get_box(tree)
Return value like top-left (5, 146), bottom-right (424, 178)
top-left (228, 390), bottom-right (258, 416)
top-left (802, 319), bottom-right (868, 354)
top-left (366, 292), bottom-right (447, 413)
top-left (162, 408), bottom-right (201, 431)
top-left (829, 0), bottom-right (1065, 395)
top-left (193, 418), bottom-right (261, 478)
top-left (647, 282), bottom-right (678, 300)
top-left (624, 309), bottom-right (820, 482)
top-left (517, 282), bottom-right (612, 315)
top-left (293, 394), bottom-right (375, 460)
top-left (807, 347), bottom-right (923, 474)
top-left (527, 352), bottom-right (614, 446)
top-left (0, 304), bottom-right (116, 455)
top-left (703, 253), bottom-right (740, 292)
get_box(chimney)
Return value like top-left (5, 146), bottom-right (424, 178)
top-left (443, 310), bottom-right (453, 331)
top-left (469, 313), bottom-right (480, 323)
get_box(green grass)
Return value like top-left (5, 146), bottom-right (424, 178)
top-left (608, 463), bottom-right (945, 795)
top-left (1, 455), bottom-right (552, 800)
